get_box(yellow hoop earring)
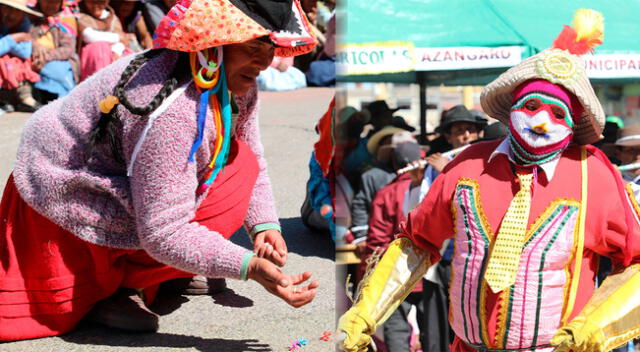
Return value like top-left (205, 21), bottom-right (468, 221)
top-left (190, 48), bottom-right (221, 90)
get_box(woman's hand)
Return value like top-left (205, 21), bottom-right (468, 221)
top-left (31, 45), bottom-right (47, 71)
top-left (253, 229), bottom-right (288, 266)
top-left (247, 257), bottom-right (319, 307)
top-left (119, 34), bottom-right (130, 48)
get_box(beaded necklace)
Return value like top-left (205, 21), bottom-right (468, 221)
top-left (189, 47), bottom-right (232, 195)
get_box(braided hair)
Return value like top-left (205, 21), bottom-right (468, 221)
top-left (87, 49), bottom-right (190, 163)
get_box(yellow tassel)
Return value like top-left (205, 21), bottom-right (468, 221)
top-left (572, 8), bottom-right (604, 44)
top-left (98, 95), bottom-right (119, 114)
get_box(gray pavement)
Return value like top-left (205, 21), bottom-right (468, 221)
top-left (0, 88), bottom-right (336, 352)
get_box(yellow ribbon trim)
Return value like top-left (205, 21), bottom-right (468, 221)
top-left (561, 146), bottom-right (587, 324)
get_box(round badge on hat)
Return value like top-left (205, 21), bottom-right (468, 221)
top-left (536, 49), bottom-right (583, 86)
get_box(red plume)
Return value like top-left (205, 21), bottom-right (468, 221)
top-left (552, 26), bottom-right (578, 51)
top-left (552, 9), bottom-right (604, 55)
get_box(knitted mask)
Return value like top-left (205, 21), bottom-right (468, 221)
top-left (508, 79), bottom-right (582, 165)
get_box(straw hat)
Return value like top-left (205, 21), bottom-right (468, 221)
top-left (366, 127), bottom-right (413, 155)
top-left (481, 9), bottom-right (606, 145)
top-left (153, 0), bottom-right (316, 56)
top-left (0, 0), bottom-right (43, 17)
top-left (615, 125), bottom-right (640, 147)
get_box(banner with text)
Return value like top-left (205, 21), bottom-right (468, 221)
top-left (584, 54), bottom-right (640, 79)
top-left (336, 41), bottom-right (415, 75)
top-left (415, 46), bottom-right (522, 71)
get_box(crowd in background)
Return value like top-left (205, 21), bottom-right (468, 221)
top-left (0, 0), bottom-right (163, 115)
top-left (0, 0), bottom-right (334, 117)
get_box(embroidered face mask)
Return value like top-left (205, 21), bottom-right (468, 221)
top-left (508, 80), bottom-right (579, 165)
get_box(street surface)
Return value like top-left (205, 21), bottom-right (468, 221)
top-left (0, 87), bottom-right (336, 352)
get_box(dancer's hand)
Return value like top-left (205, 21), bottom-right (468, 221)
top-left (253, 229), bottom-right (287, 266)
top-left (551, 317), bottom-right (604, 352)
top-left (338, 307), bottom-right (373, 352)
top-left (247, 257), bottom-right (318, 307)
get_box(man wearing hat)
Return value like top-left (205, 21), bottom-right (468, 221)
top-left (616, 125), bottom-right (640, 185)
top-left (340, 9), bottom-right (640, 352)
top-left (365, 100), bottom-right (398, 136)
top-left (423, 105), bottom-right (487, 179)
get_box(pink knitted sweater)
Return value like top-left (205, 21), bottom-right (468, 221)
top-left (12, 51), bottom-right (279, 279)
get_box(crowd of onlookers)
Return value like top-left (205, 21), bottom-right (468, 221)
top-left (0, 0), bottom-right (335, 117)
top-left (0, 0), bottom-right (167, 115)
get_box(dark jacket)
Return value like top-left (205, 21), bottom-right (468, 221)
top-left (349, 166), bottom-right (395, 238)
top-left (361, 173), bottom-right (422, 292)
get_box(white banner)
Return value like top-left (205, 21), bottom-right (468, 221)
top-left (583, 54), bottom-right (640, 79)
top-left (415, 46), bottom-right (522, 71)
top-left (336, 41), bottom-right (415, 75)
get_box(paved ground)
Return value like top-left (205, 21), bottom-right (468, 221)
top-left (0, 88), bottom-right (336, 352)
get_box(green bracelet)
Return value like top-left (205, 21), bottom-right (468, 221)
top-left (240, 252), bottom-right (256, 281)
top-left (250, 222), bottom-right (282, 236)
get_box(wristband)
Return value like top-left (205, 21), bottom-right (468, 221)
top-left (240, 252), bottom-right (256, 281)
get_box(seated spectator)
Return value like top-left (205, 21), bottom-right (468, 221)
top-left (31, 0), bottom-right (79, 102)
top-left (77, 0), bottom-right (131, 81)
top-left (305, 14), bottom-right (334, 87)
top-left (302, 99), bottom-right (335, 237)
top-left (315, 0), bottom-right (334, 31)
top-left (110, 0), bottom-right (152, 51)
top-left (0, 0), bottom-right (42, 113)
top-left (294, 0), bottom-right (325, 74)
top-left (257, 56), bottom-right (306, 92)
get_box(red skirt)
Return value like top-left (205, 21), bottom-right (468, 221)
top-left (0, 139), bottom-right (259, 341)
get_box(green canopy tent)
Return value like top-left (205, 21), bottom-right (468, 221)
top-left (339, 0), bottom-right (640, 140)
